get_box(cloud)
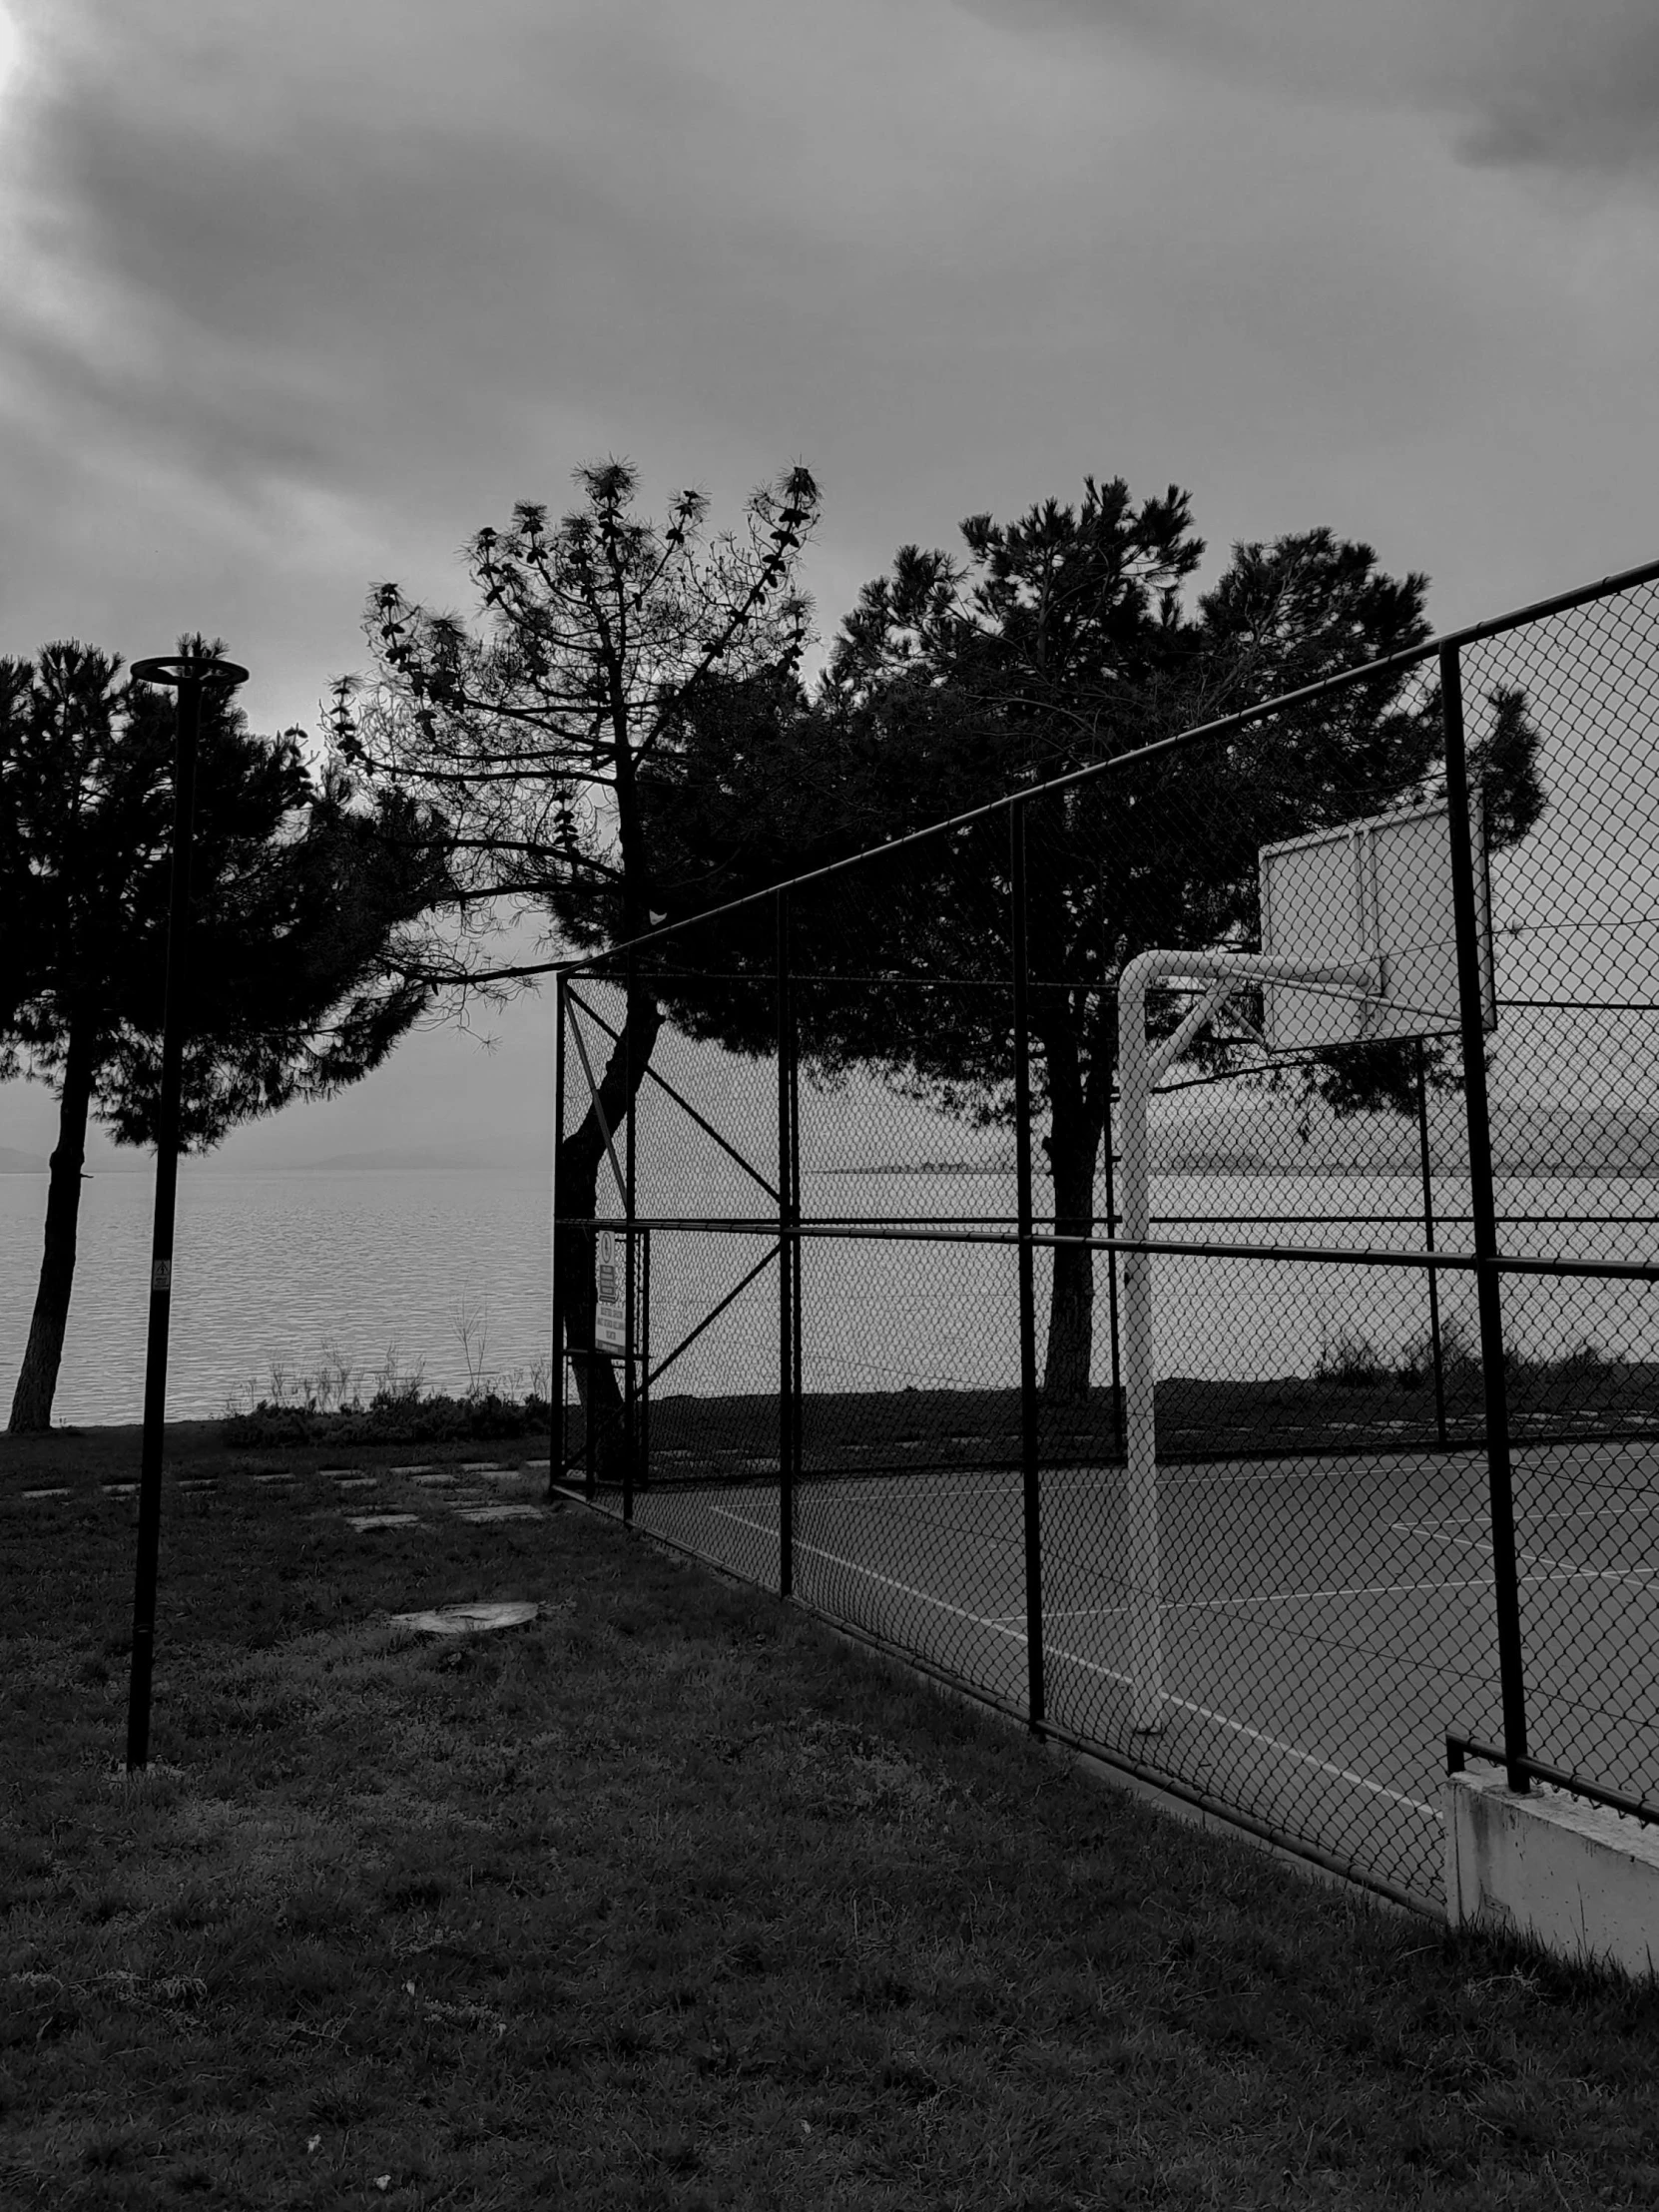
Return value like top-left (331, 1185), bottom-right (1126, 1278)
top-left (0, 0), bottom-right (1192, 726)
top-left (1453, 4), bottom-right (1659, 177)
top-left (960, 0), bottom-right (1659, 182)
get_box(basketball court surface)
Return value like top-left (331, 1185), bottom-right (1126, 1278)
top-left (603, 1434), bottom-right (1659, 1910)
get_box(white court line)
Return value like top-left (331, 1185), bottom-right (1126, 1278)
top-left (997, 1575), bottom-right (1498, 1625)
top-left (1520, 1563), bottom-right (1659, 1585)
top-left (1391, 1520), bottom-right (1659, 1586)
top-left (1161, 1574), bottom-right (1499, 1612)
top-left (1387, 1515), bottom-right (1488, 1533)
top-left (1392, 1509), bottom-right (1659, 1533)
top-left (711, 1501), bottom-right (1031, 1643)
top-left (710, 1501), bottom-right (1434, 1815)
top-left (991, 1603), bottom-right (1126, 1626)
top-left (1159, 1697), bottom-right (1433, 1813)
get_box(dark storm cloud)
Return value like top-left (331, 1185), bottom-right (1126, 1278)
top-left (962, 0), bottom-right (1659, 181)
top-left (1, 0), bottom-right (1656, 1169)
top-left (1455, 6), bottom-right (1659, 176)
top-left (3, 3), bottom-right (682, 498)
top-left (1, 0), bottom-right (1135, 566)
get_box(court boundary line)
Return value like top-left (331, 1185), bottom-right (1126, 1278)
top-left (707, 1499), bottom-right (1436, 1816)
top-left (559, 1482), bottom-right (1442, 1918)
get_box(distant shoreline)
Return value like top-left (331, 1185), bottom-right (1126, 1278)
top-left (814, 1162), bottom-right (1659, 1180)
top-left (4, 1161), bottom-right (1656, 1181)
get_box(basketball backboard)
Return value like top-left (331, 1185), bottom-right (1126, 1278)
top-left (1259, 803), bottom-right (1495, 1053)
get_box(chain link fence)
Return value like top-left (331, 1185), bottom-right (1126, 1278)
top-left (551, 557), bottom-right (1659, 1915)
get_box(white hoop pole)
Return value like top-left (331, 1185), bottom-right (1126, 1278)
top-left (1116, 949), bottom-right (1379, 1733)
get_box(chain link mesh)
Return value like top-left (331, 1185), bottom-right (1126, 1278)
top-left (553, 565), bottom-right (1659, 1913)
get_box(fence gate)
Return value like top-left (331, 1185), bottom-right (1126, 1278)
top-left (552, 960), bottom-right (794, 1590)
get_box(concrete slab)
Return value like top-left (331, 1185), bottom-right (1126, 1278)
top-left (1445, 1760), bottom-right (1659, 1979)
top-left (346, 1512), bottom-right (421, 1532)
top-left (389, 1599), bottom-right (539, 1635)
top-left (455, 1503), bottom-right (545, 1524)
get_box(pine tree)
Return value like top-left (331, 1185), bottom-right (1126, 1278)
top-left (2, 638), bottom-right (450, 1429)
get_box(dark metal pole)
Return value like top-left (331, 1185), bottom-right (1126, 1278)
top-left (1103, 1107), bottom-right (1124, 1460)
top-left (125, 652), bottom-right (247, 1772)
top-left (622, 961), bottom-right (635, 1528)
top-left (641, 1226), bottom-right (652, 1490)
top-left (777, 888), bottom-right (795, 1599)
top-left (548, 973), bottom-right (567, 1501)
top-left (1415, 1040), bottom-right (1448, 1449)
top-left (790, 921), bottom-right (804, 1510)
top-left (1010, 803), bottom-right (1044, 1732)
top-left (1441, 642), bottom-right (1528, 1794)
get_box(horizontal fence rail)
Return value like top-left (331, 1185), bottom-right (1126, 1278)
top-left (550, 555), bottom-right (1659, 1916)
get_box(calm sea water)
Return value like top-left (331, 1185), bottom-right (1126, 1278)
top-left (0, 1169), bottom-right (553, 1427)
top-left (2, 1166), bottom-right (1654, 1427)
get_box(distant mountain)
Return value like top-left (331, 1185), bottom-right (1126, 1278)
top-left (1150, 1099), bottom-right (1659, 1177)
top-left (291, 1146), bottom-right (502, 1172)
top-left (821, 1101), bottom-right (1659, 1180)
top-left (0, 1144), bottom-right (48, 1174)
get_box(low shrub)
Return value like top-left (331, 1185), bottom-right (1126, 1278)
top-left (223, 1388), bottom-right (551, 1449)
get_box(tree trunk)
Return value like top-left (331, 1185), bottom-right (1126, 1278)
top-left (555, 988), bottom-right (662, 1484)
top-left (1042, 1093), bottom-right (1105, 1404)
top-left (8, 1025), bottom-right (97, 1433)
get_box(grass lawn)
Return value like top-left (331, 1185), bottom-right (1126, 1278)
top-left (5, 1420), bottom-right (1659, 2209)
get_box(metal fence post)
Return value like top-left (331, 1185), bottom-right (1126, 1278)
top-left (1415, 1040), bottom-right (1448, 1449)
top-left (548, 973), bottom-right (567, 1502)
top-left (1441, 641), bottom-right (1528, 1794)
top-left (641, 1226), bottom-right (652, 1487)
top-left (1010, 802), bottom-right (1045, 1732)
top-left (790, 917), bottom-right (804, 1517)
top-left (777, 888), bottom-right (795, 1598)
top-left (622, 959), bottom-right (635, 1528)
top-left (1103, 1109), bottom-right (1125, 1459)
top-left (125, 651), bottom-right (247, 1771)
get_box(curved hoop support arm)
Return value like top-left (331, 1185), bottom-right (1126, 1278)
top-left (1114, 949), bottom-right (1380, 1734)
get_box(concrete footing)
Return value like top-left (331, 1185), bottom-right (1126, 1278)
top-left (1443, 1759), bottom-right (1659, 1979)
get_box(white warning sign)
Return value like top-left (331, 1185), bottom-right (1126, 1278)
top-left (594, 1227), bottom-right (627, 1355)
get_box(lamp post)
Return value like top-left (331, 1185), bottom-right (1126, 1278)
top-left (124, 651), bottom-right (249, 1771)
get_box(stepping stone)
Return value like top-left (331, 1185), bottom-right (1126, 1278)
top-left (178, 1478), bottom-right (217, 1491)
top-left (103, 1483), bottom-right (137, 1498)
top-left (389, 1600), bottom-right (539, 1636)
top-left (316, 1466), bottom-right (356, 1477)
top-left (251, 1471), bottom-right (295, 1484)
top-left (388, 1462), bottom-right (434, 1475)
top-left (410, 1471), bottom-right (456, 1487)
top-left (454, 1502), bottom-right (545, 1524)
top-left (334, 1475), bottom-right (378, 1489)
top-left (22, 1486), bottom-right (69, 1500)
top-left (346, 1512), bottom-right (421, 1532)
top-left (458, 1460), bottom-right (504, 1471)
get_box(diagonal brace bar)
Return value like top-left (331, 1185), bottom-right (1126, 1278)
top-left (565, 997), bottom-right (628, 1208)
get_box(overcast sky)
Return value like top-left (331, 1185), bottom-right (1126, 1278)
top-left (2, 0), bottom-right (1657, 1170)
